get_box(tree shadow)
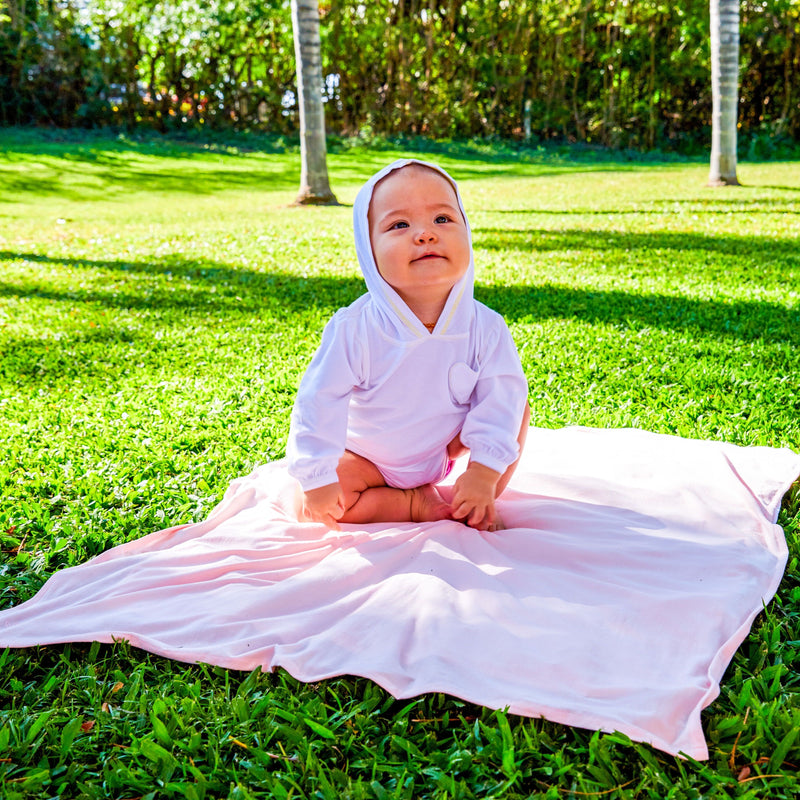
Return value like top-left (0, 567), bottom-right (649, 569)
top-left (0, 327), bottom-right (150, 385)
top-left (0, 130), bottom-right (291, 160)
top-left (476, 283), bottom-right (799, 346)
top-left (0, 157), bottom-right (302, 201)
top-left (646, 196), bottom-right (800, 211)
top-left (443, 163), bottom-right (652, 184)
top-left (0, 250), bottom-right (366, 315)
top-left (486, 197), bottom-right (800, 214)
top-left (472, 227), bottom-right (800, 261)
top-left (0, 133), bottom-right (678, 203)
top-left (2, 249), bottom-right (797, 349)
top-left (755, 185), bottom-right (800, 193)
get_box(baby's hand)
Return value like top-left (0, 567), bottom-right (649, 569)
top-left (450, 462), bottom-right (501, 530)
top-left (302, 482), bottom-right (346, 529)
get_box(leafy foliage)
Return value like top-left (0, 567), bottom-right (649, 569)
top-left (1, 0), bottom-right (800, 151)
top-left (0, 130), bottom-right (799, 797)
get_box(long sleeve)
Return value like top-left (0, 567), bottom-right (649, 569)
top-left (286, 311), bottom-right (365, 491)
top-left (459, 311), bottom-right (528, 474)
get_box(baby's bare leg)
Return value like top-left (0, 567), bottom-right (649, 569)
top-left (336, 451), bottom-right (451, 524)
top-left (446, 434), bottom-right (469, 461)
top-left (494, 402), bottom-right (531, 498)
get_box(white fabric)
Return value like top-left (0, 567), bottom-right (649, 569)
top-left (287, 298), bottom-right (527, 490)
top-left (1, 426), bottom-right (797, 760)
top-left (352, 159), bottom-right (476, 341)
top-left (287, 160), bottom-right (528, 490)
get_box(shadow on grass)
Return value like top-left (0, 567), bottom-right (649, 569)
top-left (0, 132), bottom-right (681, 202)
top-left (0, 157), bottom-right (303, 200)
top-left (0, 148), bottom-right (457, 201)
top-left (0, 127), bottom-right (295, 159)
top-left (0, 128), bottom-right (655, 168)
top-left (473, 227), bottom-right (800, 261)
top-left (0, 250), bottom-right (366, 315)
top-left (476, 283), bottom-right (799, 346)
top-left (759, 185), bottom-right (800, 193)
top-left (2, 250), bottom-right (798, 350)
top-left (0, 157), bottom-right (600, 203)
top-left (0, 326), bottom-right (151, 385)
top-left (3, 129), bottom-right (799, 205)
top-left (486, 197), bottom-right (800, 214)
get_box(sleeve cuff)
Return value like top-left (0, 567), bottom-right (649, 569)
top-left (467, 448), bottom-right (516, 476)
top-left (289, 467), bottom-right (341, 492)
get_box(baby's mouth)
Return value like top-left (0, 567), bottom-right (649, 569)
top-left (414, 252), bottom-right (444, 262)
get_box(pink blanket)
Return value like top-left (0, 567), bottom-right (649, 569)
top-left (2, 426), bottom-right (798, 759)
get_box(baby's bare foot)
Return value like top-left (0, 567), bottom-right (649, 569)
top-left (409, 484), bottom-right (452, 522)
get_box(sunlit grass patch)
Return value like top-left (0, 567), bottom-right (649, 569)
top-left (1, 130), bottom-right (799, 798)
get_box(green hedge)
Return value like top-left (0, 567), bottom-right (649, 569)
top-left (1, 0), bottom-right (799, 151)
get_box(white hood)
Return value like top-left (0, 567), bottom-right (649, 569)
top-left (352, 159), bottom-right (476, 340)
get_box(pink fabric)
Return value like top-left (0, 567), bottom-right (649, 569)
top-left (2, 426), bottom-right (798, 759)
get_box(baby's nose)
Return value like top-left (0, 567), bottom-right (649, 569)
top-left (415, 228), bottom-right (436, 243)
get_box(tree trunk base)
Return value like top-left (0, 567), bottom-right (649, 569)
top-left (707, 177), bottom-right (741, 187)
top-left (293, 190), bottom-right (341, 206)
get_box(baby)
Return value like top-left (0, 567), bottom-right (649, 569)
top-left (287, 159), bottom-right (530, 530)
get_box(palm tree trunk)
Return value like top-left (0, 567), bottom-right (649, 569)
top-left (291, 0), bottom-right (338, 205)
top-left (708, 0), bottom-right (740, 186)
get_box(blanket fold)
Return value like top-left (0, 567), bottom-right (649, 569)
top-left (2, 425), bottom-right (798, 760)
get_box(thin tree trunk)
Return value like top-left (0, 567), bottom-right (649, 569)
top-left (291, 0), bottom-right (338, 205)
top-left (124, 25), bottom-right (139, 133)
top-left (647, 17), bottom-right (657, 150)
top-left (572, 1), bottom-right (590, 141)
top-left (708, 0), bottom-right (740, 186)
top-left (777, 21), bottom-right (793, 136)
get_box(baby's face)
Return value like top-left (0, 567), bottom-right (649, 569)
top-left (367, 166), bottom-right (470, 308)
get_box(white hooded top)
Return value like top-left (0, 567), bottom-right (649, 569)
top-left (287, 159), bottom-right (528, 491)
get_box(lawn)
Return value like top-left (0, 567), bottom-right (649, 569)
top-left (1, 128), bottom-right (799, 798)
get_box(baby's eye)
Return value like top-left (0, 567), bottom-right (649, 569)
top-left (389, 221), bottom-right (409, 230)
top-left (434, 215), bottom-right (451, 224)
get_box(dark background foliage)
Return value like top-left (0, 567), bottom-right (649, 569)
top-left (0, 1), bottom-right (798, 152)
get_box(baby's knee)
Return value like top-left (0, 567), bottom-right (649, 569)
top-left (518, 403), bottom-right (531, 443)
top-left (447, 433), bottom-right (469, 460)
top-left (336, 450), bottom-right (386, 493)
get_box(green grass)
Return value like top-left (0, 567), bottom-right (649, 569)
top-left (1, 127), bottom-right (799, 798)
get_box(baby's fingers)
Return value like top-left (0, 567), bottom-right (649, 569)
top-left (323, 497), bottom-right (345, 528)
top-left (303, 501), bottom-right (343, 530)
top-left (321, 513), bottom-right (341, 531)
top-left (450, 498), bottom-right (474, 522)
top-left (468, 504), bottom-right (495, 529)
top-left (467, 506), bottom-right (485, 528)
top-left (451, 500), bottom-right (490, 530)
top-left (310, 509), bottom-right (341, 530)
